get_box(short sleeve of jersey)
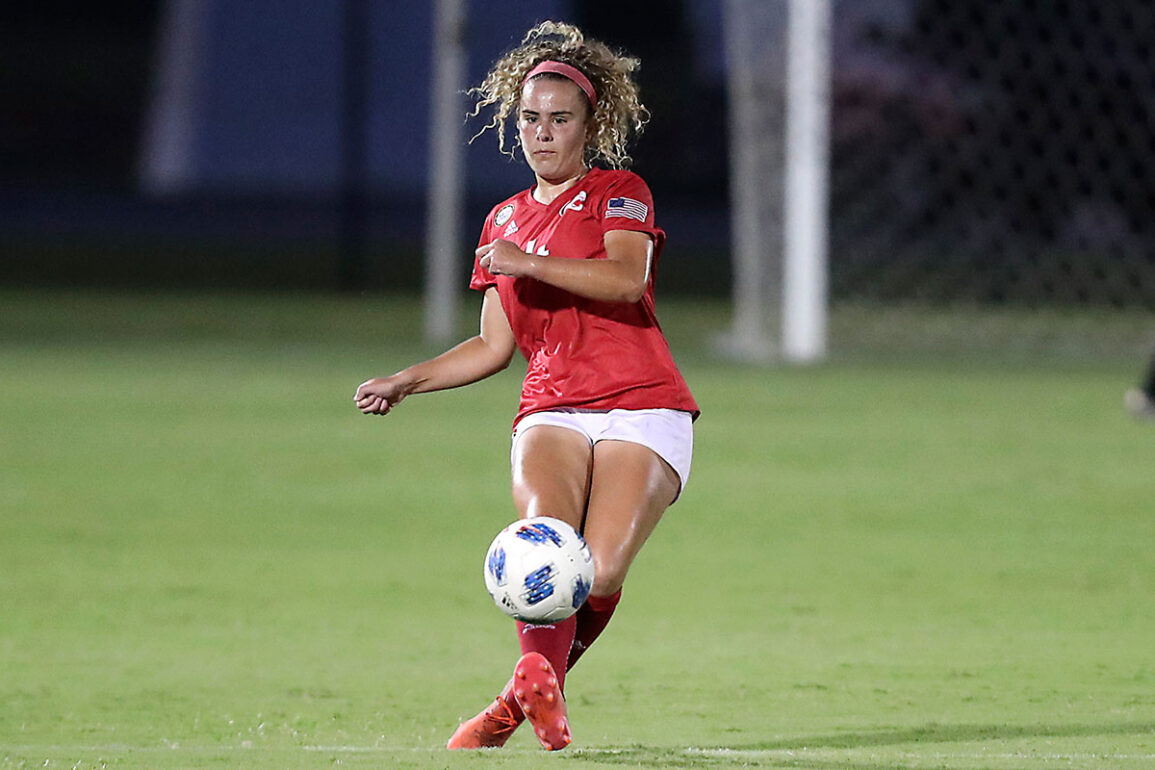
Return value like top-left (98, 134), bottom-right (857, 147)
top-left (600, 172), bottom-right (663, 246)
top-left (469, 205), bottom-right (501, 292)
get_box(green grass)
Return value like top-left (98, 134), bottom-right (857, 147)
top-left (2, 289), bottom-right (1154, 768)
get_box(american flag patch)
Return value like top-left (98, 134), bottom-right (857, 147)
top-left (605, 196), bottom-right (649, 222)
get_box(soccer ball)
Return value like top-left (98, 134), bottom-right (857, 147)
top-left (483, 517), bottom-right (595, 624)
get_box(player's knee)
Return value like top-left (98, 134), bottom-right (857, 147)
top-left (525, 502), bottom-right (585, 528)
top-left (591, 555), bottom-right (627, 597)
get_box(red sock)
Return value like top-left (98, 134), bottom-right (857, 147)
top-left (567, 589), bottom-right (622, 671)
top-left (515, 615), bottom-right (577, 691)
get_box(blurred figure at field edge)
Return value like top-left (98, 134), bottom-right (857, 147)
top-left (1124, 348), bottom-right (1155, 419)
top-left (353, 21), bottom-right (699, 751)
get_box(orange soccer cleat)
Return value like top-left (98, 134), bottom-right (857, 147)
top-left (512, 651), bottom-right (571, 750)
top-left (445, 689), bottom-right (523, 750)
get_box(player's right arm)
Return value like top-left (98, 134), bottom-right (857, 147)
top-left (354, 287), bottom-right (515, 415)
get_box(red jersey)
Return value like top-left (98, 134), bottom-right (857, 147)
top-left (470, 167), bottom-right (699, 426)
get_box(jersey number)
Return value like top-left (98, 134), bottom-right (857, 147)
top-left (524, 239), bottom-right (550, 257)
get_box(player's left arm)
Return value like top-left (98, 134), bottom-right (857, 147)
top-left (476, 230), bottom-right (652, 304)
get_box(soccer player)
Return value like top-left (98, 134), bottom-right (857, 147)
top-left (353, 20), bottom-right (698, 751)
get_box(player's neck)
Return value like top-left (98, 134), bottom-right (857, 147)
top-left (532, 167), bottom-right (590, 205)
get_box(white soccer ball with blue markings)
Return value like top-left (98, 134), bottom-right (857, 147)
top-left (483, 517), bottom-right (595, 624)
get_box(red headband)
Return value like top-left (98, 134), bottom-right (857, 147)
top-left (523, 60), bottom-right (597, 107)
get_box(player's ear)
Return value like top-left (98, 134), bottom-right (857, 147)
top-left (584, 110), bottom-right (597, 145)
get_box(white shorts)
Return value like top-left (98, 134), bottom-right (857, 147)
top-left (511, 408), bottom-right (694, 500)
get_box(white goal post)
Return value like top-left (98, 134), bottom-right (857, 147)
top-left (782, 0), bottom-right (831, 363)
top-left (722, 0), bottom-right (831, 364)
top-left (424, 0), bottom-right (467, 344)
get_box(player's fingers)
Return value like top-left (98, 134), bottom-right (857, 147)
top-left (354, 381), bottom-right (375, 400)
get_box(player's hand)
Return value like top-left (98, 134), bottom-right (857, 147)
top-left (354, 376), bottom-right (407, 415)
top-left (477, 239), bottom-right (533, 277)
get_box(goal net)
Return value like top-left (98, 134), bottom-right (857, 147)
top-left (725, 0), bottom-right (1155, 361)
top-left (828, 0), bottom-right (1155, 308)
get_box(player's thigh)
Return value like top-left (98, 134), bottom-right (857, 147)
top-left (582, 439), bottom-right (681, 595)
top-left (510, 424), bottom-right (594, 530)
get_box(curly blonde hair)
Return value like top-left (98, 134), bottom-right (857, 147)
top-left (468, 21), bottom-right (650, 169)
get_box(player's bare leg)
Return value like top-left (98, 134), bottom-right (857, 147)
top-left (445, 425), bottom-right (592, 751)
top-left (507, 425), bottom-right (593, 747)
top-left (561, 440), bottom-right (679, 671)
top-left (582, 439), bottom-right (680, 597)
top-left (510, 425), bottom-right (593, 529)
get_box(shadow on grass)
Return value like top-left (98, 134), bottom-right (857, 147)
top-left (565, 721), bottom-right (1155, 768)
top-left (742, 719), bottom-right (1155, 750)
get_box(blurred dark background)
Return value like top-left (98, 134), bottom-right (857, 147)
top-left (3, 0), bottom-right (1153, 305)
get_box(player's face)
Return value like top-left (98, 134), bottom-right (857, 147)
top-left (518, 77), bottom-right (590, 184)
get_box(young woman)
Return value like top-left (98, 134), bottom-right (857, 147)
top-left (354, 21), bottom-right (698, 751)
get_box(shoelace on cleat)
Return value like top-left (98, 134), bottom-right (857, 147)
top-left (485, 698), bottom-right (521, 735)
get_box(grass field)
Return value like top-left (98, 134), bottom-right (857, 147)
top-left (2, 289), bottom-right (1154, 769)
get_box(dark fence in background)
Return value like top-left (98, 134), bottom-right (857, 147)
top-left (829, 0), bottom-right (1155, 308)
top-left (3, 1), bottom-right (1152, 307)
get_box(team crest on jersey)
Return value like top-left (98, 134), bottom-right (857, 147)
top-left (494, 203), bottom-right (514, 226)
top-left (559, 190), bottom-right (587, 217)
